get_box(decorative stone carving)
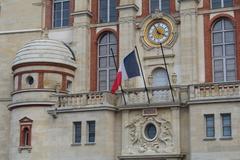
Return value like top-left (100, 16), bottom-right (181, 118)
top-left (125, 114), bottom-right (174, 154)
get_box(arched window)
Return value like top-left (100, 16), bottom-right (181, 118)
top-left (152, 68), bottom-right (169, 87)
top-left (212, 19), bottom-right (236, 82)
top-left (150, 0), bottom-right (170, 14)
top-left (98, 32), bottom-right (117, 91)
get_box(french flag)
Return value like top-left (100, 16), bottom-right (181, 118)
top-left (111, 50), bottom-right (140, 94)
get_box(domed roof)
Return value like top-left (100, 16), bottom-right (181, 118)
top-left (12, 39), bottom-right (76, 69)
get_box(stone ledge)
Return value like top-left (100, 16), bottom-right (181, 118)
top-left (119, 154), bottom-right (185, 160)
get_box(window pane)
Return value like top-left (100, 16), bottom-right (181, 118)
top-left (99, 70), bottom-right (107, 91)
top-left (162, 0), bottom-right (170, 13)
top-left (223, 127), bottom-right (231, 136)
top-left (100, 35), bottom-right (108, 44)
top-left (109, 34), bottom-right (117, 43)
top-left (224, 20), bottom-right (233, 30)
top-left (226, 59), bottom-right (236, 71)
top-left (225, 44), bottom-right (235, 56)
top-left (224, 0), bottom-right (233, 7)
top-left (62, 19), bottom-right (69, 26)
top-left (109, 56), bottom-right (117, 67)
top-left (74, 122), bottom-right (81, 143)
top-left (109, 0), bottom-right (117, 22)
top-left (99, 45), bottom-right (107, 56)
top-left (150, 0), bottom-right (159, 13)
top-left (99, 57), bottom-right (108, 68)
top-left (88, 121), bottom-right (95, 143)
top-left (54, 20), bottom-right (61, 27)
top-left (205, 115), bottom-right (215, 137)
top-left (63, 1), bottom-right (69, 9)
top-left (109, 69), bottom-right (116, 87)
top-left (207, 128), bottom-right (214, 137)
top-left (213, 45), bottom-right (223, 57)
top-left (54, 3), bottom-right (61, 10)
top-left (213, 21), bottom-right (222, 31)
top-left (213, 32), bottom-right (223, 44)
top-left (212, 0), bottom-right (222, 9)
top-left (100, 0), bottom-right (108, 23)
top-left (214, 72), bottom-right (224, 82)
top-left (214, 60), bottom-right (223, 72)
top-left (225, 31), bottom-right (234, 43)
top-left (110, 44), bottom-right (117, 55)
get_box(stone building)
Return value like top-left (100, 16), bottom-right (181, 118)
top-left (0, 0), bottom-right (240, 160)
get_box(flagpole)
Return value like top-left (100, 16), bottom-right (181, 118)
top-left (159, 43), bottom-right (175, 102)
top-left (134, 46), bottom-right (151, 104)
top-left (110, 48), bottom-right (127, 105)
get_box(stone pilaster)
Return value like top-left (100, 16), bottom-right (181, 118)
top-left (179, 0), bottom-right (199, 84)
top-left (71, 0), bottom-right (91, 92)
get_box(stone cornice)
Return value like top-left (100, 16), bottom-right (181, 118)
top-left (119, 154), bottom-right (185, 160)
top-left (71, 10), bottom-right (92, 17)
top-left (116, 4), bottom-right (139, 11)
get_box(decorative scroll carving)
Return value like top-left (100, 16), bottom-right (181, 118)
top-left (125, 114), bottom-right (174, 154)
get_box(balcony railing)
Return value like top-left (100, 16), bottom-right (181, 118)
top-left (55, 81), bottom-right (240, 108)
top-left (189, 81), bottom-right (240, 101)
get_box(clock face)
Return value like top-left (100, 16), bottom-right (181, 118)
top-left (144, 19), bottom-right (173, 47)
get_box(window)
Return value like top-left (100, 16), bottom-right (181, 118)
top-left (98, 32), bottom-right (117, 91)
top-left (99, 0), bottom-right (117, 23)
top-left (53, 0), bottom-right (70, 28)
top-left (221, 113), bottom-right (231, 137)
top-left (144, 123), bottom-right (157, 140)
top-left (87, 121), bottom-right (96, 143)
top-left (205, 114), bottom-right (215, 138)
top-left (73, 122), bottom-right (81, 144)
top-left (150, 0), bottom-right (170, 14)
top-left (19, 117), bottom-right (33, 147)
top-left (212, 0), bottom-right (233, 9)
top-left (212, 19), bottom-right (236, 82)
top-left (152, 68), bottom-right (169, 87)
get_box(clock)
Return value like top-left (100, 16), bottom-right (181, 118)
top-left (142, 18), bottom-right (175, 48)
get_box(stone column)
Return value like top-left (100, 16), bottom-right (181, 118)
top-left (179, 0), bottom-right (199, 84)
top-left (117, 1), bottom-right (140, 88)
top-left (71, 0), bottom-right (91, 92)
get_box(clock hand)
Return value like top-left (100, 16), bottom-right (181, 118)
top-left (153, 24), bottom-right (167, 37)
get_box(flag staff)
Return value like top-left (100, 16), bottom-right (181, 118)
top-left (159, 43), bottom-right (175, 102)
top-left (110, 48), bottom-right (127, 105)
top-left (134, 46), bottom-right (151, 104)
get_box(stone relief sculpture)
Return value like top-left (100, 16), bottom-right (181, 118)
top-left (125, 114), bottom-right (174, 154)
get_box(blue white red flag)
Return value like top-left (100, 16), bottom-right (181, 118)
top-left (111, 50), bottom-right (140, 94)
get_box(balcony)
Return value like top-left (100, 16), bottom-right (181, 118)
top-left (49, 81), bottom-right (240, 114)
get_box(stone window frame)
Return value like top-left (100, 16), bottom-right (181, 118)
top-left (19, 117), bottom-right (33, 153)
top-left (86, 121), bottom-right (96, 144)
top-left (211, 18), bottom-right (236, 82)
top-left (73, 121), bottom-right (82, 144)
top-left (97, 32), bottom-right (117, 91)
top-left (204, 114), bottom-right (215, 138)
top-left (45, 0), bottom-right (74, 29)
top-left (221, 113), bottom-right (232, 137)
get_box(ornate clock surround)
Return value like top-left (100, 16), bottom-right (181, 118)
top-left (139, 12), bottom-right (178, 50)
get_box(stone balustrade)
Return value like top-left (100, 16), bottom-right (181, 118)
top-left (189, 81), bottom-right (240, 101)
top-left (57, 91), bottom-right (115, 107)
top-left (55, 81), bottom-right (240, 108)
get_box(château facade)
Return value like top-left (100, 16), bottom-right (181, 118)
top-left (0, 0), bottom-right (240, 160)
